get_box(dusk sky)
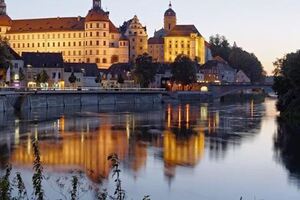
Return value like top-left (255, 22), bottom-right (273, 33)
top-left (7, 0), bottom-right (300, 74)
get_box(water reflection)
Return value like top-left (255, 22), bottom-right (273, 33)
top-left (274, 119), bottom-right (300, 187)
top-left (0, 100), bottom-right (264, 184)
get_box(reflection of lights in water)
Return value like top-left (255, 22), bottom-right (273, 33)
top-left (163, 131), bottom-right (205, 168)
top-left (215, 111), bottom-right (220, 127)
top-left (27, 134), bottom-right (31, 155)
top-left (178, 105), bottom-right (182, 128)
top-left (250, 100), bottom-right (254, 118)
top-left (167, 104), bottom-right (171, 128)
top-left (126, 115), bottom-right (130, 139)
top-left (81, 133), bottom-right (84, 144)
top-left (87, 122), bottom-right (90, 133)
top-left (186, 104), bottom-right (190, 128)
top-left (200, 105), bottom-right (208, 121)
top-left (34, 126), bottom-right (38, 141)
top-left (14, 119), bottom-right (20, 145)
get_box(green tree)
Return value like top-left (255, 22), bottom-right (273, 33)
top-left (209, 34), bottom-right (264, 82)
top-left (117, 74), bottom-right (124, 84)
top-left (18, 68), bottom-right (26, 81)
top-left (68, 72), bottom-right (77, 85)
top-left (0, 37), bottom-right (12, 83)
top-left (209, 34), bottom-right (231, 61)
top-left (36, 70), bottom-right (49, 86)
top-left (171, 54), bottom-right (197, 90)
top-left (273, 50), bottom-right (300, 119)
top-left (133, 53), bottom-right (157, 88)
top-left (95, 73), bottom-right (102, 85)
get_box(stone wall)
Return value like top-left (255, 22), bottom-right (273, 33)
top-left (0, 92), bottom-right (163, 113)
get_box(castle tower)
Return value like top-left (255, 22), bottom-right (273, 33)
top-left (124, 15), bottom-right (148, 61)
top-left (93, 0), bottom-right (101, 9)
top-left (0, 0), bottom-right (11, 35)
top-left (164, 1), bottom-right (176, 34)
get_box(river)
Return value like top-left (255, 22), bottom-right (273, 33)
top-left (0, 99), bottom-right (299, 200)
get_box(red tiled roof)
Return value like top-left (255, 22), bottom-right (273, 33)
top-left (85, 8), bottom-right (109, 22)
top-left (6, 16), bottom-right (120, 34)
top-left (7, 17), bottom-right (85, 33)
top-left (0, 14), bottom-right (12, 26)
top-left (148, 37), bottom-right (164, 44)
top-left (166, 25), bottom-right (202, 37)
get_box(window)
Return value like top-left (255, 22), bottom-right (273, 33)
top-left (73, 33), bottom-right (76, 38)
top-left (96, 41), bottom-right (99, 45)
top-left (102, 58), bottom-right (107, 63)
top-left (90, 23), bottom-right (93, 28)
top-left (53, 42), bottom-right (55, 47)
top-left (90, 41), bottom-right (93, 46)
top-left (96, 32), bottom-right (99, 37)
top-left (140, 39), bottom-right (143, 42)
top-left (103, 32), bottom-right (106, 37)
top-left (90, 50), bottom-right (92, 55)
top-left (103, 41), bottom-right (106, 46)
top-left (103, 23), bottom-right (106, 28)
top-left (90, 32), bottom-right (92, 37)
top-left (96, 23), bottom-right (99, 28)
top-left (73, 42), bottom-right (76, 46)
top-left (96, 58), bottom-right (100, 63)
top-left (79, 41), bottom-right (81, 46)
top-left (73, 51), bottom-right (76, 56)
top-left (96, 50), bottom-right (99, 55)
top-left (87, 58), bottom-right (90, 63)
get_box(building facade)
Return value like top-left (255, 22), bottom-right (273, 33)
top-left (148, 2), bottom-right (206, 64)
top-left (123, 15), bottom-right (148, 62)
top-left (0, 0), bottom-right (129, 69)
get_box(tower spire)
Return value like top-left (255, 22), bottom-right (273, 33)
top-left (0, 0), bottom-right (7, 15)
top-left (169, 1), bottom-right (172, 8)
top-left (93, 0), bottom-right (101, 9)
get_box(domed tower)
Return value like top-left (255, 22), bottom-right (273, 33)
top-left (164, 1), bottom-right (176, 34)
top-left (0, 0), bottom-right (12, 35)
top-left (85, 0), bottom-right (110, 67)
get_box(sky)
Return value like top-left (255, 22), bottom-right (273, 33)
top-left (6, 0), bottom-right (300, 74)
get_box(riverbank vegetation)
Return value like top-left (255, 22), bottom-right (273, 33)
top-left (273, 50), bottom-right (300, 121)
top-left (209, 34), bottom-right (265, 83)
top-left (0, 140), bottom-right (150, 200)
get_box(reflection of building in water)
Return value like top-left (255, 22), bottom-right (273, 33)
top-left (163, 130), bottom-right (205, 178)
top-left (10, 122), bottom-right (129, 183)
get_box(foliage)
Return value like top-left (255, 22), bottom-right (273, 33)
top-left (95, 73), bottom-right (102, 84)
top-left (171, 54), bottom-right (197, 90)
top-left (273, 50), bottom-right (300, 119)
top-left (209, 34), bottom-right (231, 61)
top-left (0, 165), bottom-right (12, 200)
top-left (32, 140), bottom-right (44, 200)
top-left (18, 68), bottom-right (25, 81)
top-left (117, 74), bottom-right (125, 84)
top-left (70, 176), bottom-right (78, 200)
top-left (0, 37), bottom-right (12, 82)
top-left (133, 53), bottom-right (157, 88)
top-left (68, 72), bottom-right (77, 84)
top-left (36, 70), bottom-right (49, 85)
top-left (209, 34), bottom-right (264, 82)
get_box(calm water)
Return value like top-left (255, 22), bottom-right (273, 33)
top-left (0, 99), bottom-right (300, 200)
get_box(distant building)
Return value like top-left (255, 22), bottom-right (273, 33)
top-left (0, 0), bottom-right (129, 69)
top-left (7, 46), bottom-right (25, 87)
top-left (23, 52), bottom-right (64, 88)
top-left (123, 15), bottom-right (148, 62)
top-left (235, 70), bottom-right (250, 83)
top-left (64, 63), bottom-right (100, 88)
top-left (148, 2), bottom-right (207, 64)
top-left (200, 57), bottom-right (236, 83)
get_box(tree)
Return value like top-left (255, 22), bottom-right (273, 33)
top-left (273, 50), bottom-right (300, 119)
top-left (18, 68), bottom-right (25, 82)
top-left (36, 70), bottom-right (49, 87)
top-left (209, 34), bottom-right (264, 82)
top-left (0, 37), bottom-right (12, 83)
top-left (133, 53), bottom-right (157, 88)
top-left (171, 54), bottom-right (197, 90)
top-left (95, 73), bottom-right (102, 84)
top-left (209, 34), bottom-right (231, 61)
top-left (68, 72), bottom-right (77, 87)
top-left (117, 74), bottom-right (124, 84)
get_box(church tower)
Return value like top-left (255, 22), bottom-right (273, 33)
top-left (93, 0), bottom-right (101, 9)
top-left (0, 0), bottom-right (12, 35)
top-left (164, 1), bottom-right (176, 34)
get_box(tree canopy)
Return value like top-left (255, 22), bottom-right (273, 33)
top-left (209, 34), bottom-right (264, 82)
top-left (273, 50), bottom-right (300, 120)
top-left (171, 54), bottom-right (197, 89)
top-left (36, 70), bottom-right (49, 85)
top-left (68, 72), bottom-right (77, 84)
top-left (133, 53), bottom-right (157, 88)
top-left (0, 37), bottom-right (12, 82)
